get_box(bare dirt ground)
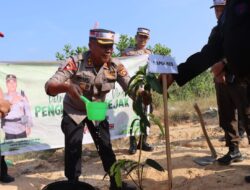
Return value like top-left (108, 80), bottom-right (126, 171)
top-left (1, 116), bottom-right (250, 190)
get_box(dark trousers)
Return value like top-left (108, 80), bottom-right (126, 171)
top-left (61, 112), bottom-right (116, 180)
top-left (215, 82), bottom-right (248, 149)
top-left (5, 131), bottom-right (27, 140)
top-left (0, 156), bottom-right (7, 177)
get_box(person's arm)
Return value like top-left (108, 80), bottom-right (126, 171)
top-left (0, 99), bottom-right (11, 115)
top-left (0, 87), bottom-right (11, 117)
top-left (45, 57), bottom-right (82, 100)
top-left (174, 25), bottom-right (224, 86)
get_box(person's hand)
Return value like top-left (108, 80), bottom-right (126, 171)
top-left (0, 99), bottom-right (11, 117)
top-left (158, 74), bottom-right (174, 89)
top-left (67, 83), bottom-right (82, 100)
top-left (211, 61), bottom-right (225, 77)
top-left (214, 71), bottom-right (226, 83)
top-left (139, 90), bottom-right (152, 106)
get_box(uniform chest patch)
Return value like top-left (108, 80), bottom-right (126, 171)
top-left (117, 64), bottom-right (128, 77)
top-left (61, 58), bottom-right (77, 71)
top-left (104, 70), bottom-right (116, 80)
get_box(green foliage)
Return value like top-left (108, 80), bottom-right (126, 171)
top-left (152, 43), bottom-right (171, 56)
top-left (148, 113), bottom-right (164, 136)
top-left (114, 34), bottom-right (135, 57)
top-left (109, 159), bottom-right (164, 189)
top-left (55, 44), bottom-right (88, 60)
top-left (168, 70), bottom-right (215, 101)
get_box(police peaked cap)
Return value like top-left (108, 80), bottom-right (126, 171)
top-left (210, 0), bottom-right (226, 8)
top-left (6, 74), bottom-right (17, 81)
top-left (137, 27), bottom-right (150, 37)
top-left (89, 29), bottom-right (115, 44)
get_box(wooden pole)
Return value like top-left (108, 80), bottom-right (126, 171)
top-left (162, 74), bottom-right (173, 190)
top-left (194, 103), bottom-right (217, 158)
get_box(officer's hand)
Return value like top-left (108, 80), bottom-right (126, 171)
top-left (214, 71), bottom-right (226, 83)
top-left (158, 74), bottom-right (174, 89)
top-left (139, 90), bottom-right (152, 106)
top-left (67, 84), bottom-right (82, 100)
top-left (0, 99), bottom-right (11, 117)
top-left (211, 61), bottom-right (225, 77)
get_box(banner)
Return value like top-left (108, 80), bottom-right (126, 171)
top-left (0, 55), bottom-right (148, 155)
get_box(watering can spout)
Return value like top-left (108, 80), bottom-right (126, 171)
top-left (80, 96), bottom-right (90, 104)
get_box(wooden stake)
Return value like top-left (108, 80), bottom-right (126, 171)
top-left (162, 74), bottom-right (172, 190)
top-left (194, 103), bottom-right (217, 158)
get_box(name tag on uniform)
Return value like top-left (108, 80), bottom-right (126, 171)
top-left (148, 54), bottom-right (178, 74)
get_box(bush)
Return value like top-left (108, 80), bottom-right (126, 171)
top-left (168, 70), bottom-right (215, 101)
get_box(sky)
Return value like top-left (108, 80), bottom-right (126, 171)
top-left (0, 0), bottom-right (218, 63)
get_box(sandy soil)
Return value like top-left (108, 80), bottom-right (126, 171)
top-left (1, 116), bottom-right (250, 190)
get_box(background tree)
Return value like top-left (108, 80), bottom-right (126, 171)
top-left (55, 44), bottom-right (88, 61)
top-left (114, 34), bottom-right (135, 57)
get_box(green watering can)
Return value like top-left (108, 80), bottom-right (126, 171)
top-left (80, 96), bottom-right (108, 121)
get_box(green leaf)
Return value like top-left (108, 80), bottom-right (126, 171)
top-left (114, 165), bottom-right (122, 187)
top-left (146, 74), bottom-right (163, 94)
top-left (149, 114), bottom-right (165, 136)
top-left (129, 118), bottom-right (140, 135)
top-left (126, 74), bottom-right (145, 96)
top-left (145, 159), bottom-right (165, 172)
top-left (127, 78), bottom-right (144, 95)
top-left (110, 162), bottom-right (118, 176)
top-left (136, 65), bottom-right (147, 75)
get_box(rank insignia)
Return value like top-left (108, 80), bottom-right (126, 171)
top-left (117, 64), bottom-right (128, 77)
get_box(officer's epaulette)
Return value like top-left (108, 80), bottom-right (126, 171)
top-left (75, 52), bottom-right (86, 68)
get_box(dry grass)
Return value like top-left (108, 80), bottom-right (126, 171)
top-left (155, 95), bottom-right (217, 123)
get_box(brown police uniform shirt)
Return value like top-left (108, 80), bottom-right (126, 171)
top-left (45, 51), bottom-right (131, 124)
top-left (122, 47), bottom-right (151, 56)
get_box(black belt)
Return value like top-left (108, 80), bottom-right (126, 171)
top-left (3, 118), bottom-right (21, 122)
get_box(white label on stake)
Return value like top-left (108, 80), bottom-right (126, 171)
top-left (148, 54), bottom-right (178, 74)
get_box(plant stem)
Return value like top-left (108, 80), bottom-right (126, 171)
top-left (138, 134), bottom-right (143, 189)
top-left (127, 172), bottom-right (140, 189)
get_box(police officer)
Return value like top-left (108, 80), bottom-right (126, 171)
top-left (0, 87), bottom-right (14, 183)
top-left (210, 0), bottom-right (248, 165)
top-left (1, 74), bottom-right (33, 140)
top-left (122, 27), bottom-right (151, 56)
top-left (158, 0), bottom-right (250, 182)
top-left (45, 28), bottom-right (151, 190)
top-left (122, 27), bottom-right (154, 155)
